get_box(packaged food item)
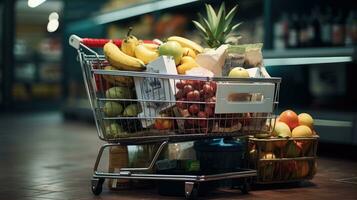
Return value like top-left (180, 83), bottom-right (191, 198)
top-left (134, 56), bottom-right (178, 127)
top-left (223, 43), bottom-right (264, 76)
top-left (195, 45), bottom-right (228, 76)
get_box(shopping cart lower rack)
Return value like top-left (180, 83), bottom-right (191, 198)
top-left (69, 35), bottom-right (281, 199)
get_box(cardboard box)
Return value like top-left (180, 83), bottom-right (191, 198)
top-left (134, 56), bottom-right (178, 128)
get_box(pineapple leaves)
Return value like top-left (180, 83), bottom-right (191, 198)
top-left (192, 3), bottom-right (241, 48)
top-left (192, 20), bottom-right (208, 37)
top-left (230, 22), bottom-right (242, 33)
top-left (206, 4), bottom-right (218, 31)
top-left (225, 5), bottom-right (238, 29)
top-left (198, 13), bottom-right (215, 40)
top-left (214, 2), bottom-right (226, 38)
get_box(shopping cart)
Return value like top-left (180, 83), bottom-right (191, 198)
top-left (69, 35), bottom-right (281, 199)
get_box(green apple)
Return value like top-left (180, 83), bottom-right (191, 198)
top-left (159, 41), bottom-right (183, 65)
top-left (228, 67), bottom-right (250, 78)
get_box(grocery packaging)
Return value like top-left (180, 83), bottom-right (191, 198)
top-left (134, 56), bottom-right (178, 127)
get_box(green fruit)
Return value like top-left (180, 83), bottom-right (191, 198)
top-left (105, 122), bottom-right (126, 139)
top-left (158, 41), bottom-right (183, 65)
top-left (123, 104), bottom-right (141, 117)
top-left (103, 102), bottom-right (123, 117)
top-left (228, 67), bottom-right (250, 78)
top-left (105, 86), bottom-right (133, 99)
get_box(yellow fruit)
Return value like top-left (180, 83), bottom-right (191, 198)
top-left (121, 28), bottom-right (139, 57)
top-left (134, 44), bottom-right (159, 64)
top-left (182, 47), bottom-right (197, 58)
top-left (142, 43), bottom-right (159, 51)
top-left (180, 56), bottom-right (196, 64)
top-left (292, 125), bottom-right (313, 137)
top-left (228, 67), bottom-right (250, 78)
top-left (273, 122), bottom-right (292, 137)
top-left (102, 66), bottom-right (134, 87)
top-left (167, 36), bottom-right (203, 53)
top-left (260, 152), bottom-right (276, 159)
top-left (104, 41), bottom-right (146, 71)
top-left (298, 113), bottom-right (314, 128)
top-left (177, 62), bottom-right (198, 74)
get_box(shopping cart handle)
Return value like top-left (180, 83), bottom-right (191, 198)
top-left (69, 34), bottom-right (159, 49)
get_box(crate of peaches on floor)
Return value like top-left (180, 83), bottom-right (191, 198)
top-left (248, 109), bottom-right (318, 184)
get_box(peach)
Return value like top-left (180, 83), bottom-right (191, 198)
top-left (273, 122), bottom-right (292, 137)
top-left (298, 113), bottom-right (314, 128)
top-left (292, 125), bottom-right (313, 137)
top-left (279, 110), bottom-right (299, 130)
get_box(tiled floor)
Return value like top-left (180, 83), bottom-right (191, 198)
top-left (0, 112), bottom-right (356, 200)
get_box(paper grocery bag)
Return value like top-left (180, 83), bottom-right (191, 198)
top-left (195, 45), bottom-right (228, 77)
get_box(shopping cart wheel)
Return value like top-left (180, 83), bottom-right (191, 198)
top-left (91, 178), bottom-right (104, 195)
top-left (240, 181), bottom-right (251, 194)
top-left (185, 182), bottom-right (198, 200)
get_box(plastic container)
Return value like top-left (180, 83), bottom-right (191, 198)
top-left (194, 138), bottom-right (245, 173)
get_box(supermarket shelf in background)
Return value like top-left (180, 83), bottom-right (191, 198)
top-left (263, 47), bottom-right (356, 58)
top-left (263, 56), bottom-right (353, 66)
top-left (68, 0), bottom-right (199, 31)
top-left (92, 0), bottom-right (199, 25)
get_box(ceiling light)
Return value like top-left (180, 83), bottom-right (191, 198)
top-left (28, 0), bottom-right (46, 8)
top-left (47, 20), bottom-right (59, 32)
top-left (49, 12), bottom-right (59, 21)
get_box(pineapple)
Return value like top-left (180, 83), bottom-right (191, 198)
top-left (192, 3), bottom-right (242, 48)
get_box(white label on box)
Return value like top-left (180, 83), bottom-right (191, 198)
top-left (134, 56), bottom-right (178, 127)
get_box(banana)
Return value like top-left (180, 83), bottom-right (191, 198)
top-left (104, 41), bottom-right (146, 71)
top-left (177, 56), bottom-right (199, 74)
top-left (134, 44), bottom-right (159, 64)
top-left (167, 36), bottom-right (203, 53)
top-left (142, 43), bottom-right (159, 51)
top-left (121, 27), bottom-right (139, 57)
top-left (102, 66), bottom-right (134, 87)
top-left (182, 47), bottom-right (197, 58)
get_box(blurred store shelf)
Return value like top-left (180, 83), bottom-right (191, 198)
top-left (68, 0), bottom-right (199, 32)
top-left (263, 47), bottom-right (356, 58)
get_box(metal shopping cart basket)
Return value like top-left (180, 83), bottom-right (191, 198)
top-left (69, 35), bottom-right (281, 199)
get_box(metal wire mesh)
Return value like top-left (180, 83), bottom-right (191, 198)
top-left (77, 45), bottom-right (281, 143)
top-left (248, 136), bottom-right (318, 183)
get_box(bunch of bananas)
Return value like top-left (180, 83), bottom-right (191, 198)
top-left (103, 27), bottom-right (160, 71)
top-left (103, 27), bottom-right (204, 75)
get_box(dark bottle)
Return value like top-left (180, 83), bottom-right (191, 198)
top-left (299, 14), bottom-right (309, 47)
top-left (311, 9), bottom-right (322, 47)
top-left (332, 10), bottom-right (345, 46)
top-left (321, 7), bottom-right (332, 46)
top-left (345, 11), bottom-right (357, 46)
top-left (288, 14), bottom-right (300, 48)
